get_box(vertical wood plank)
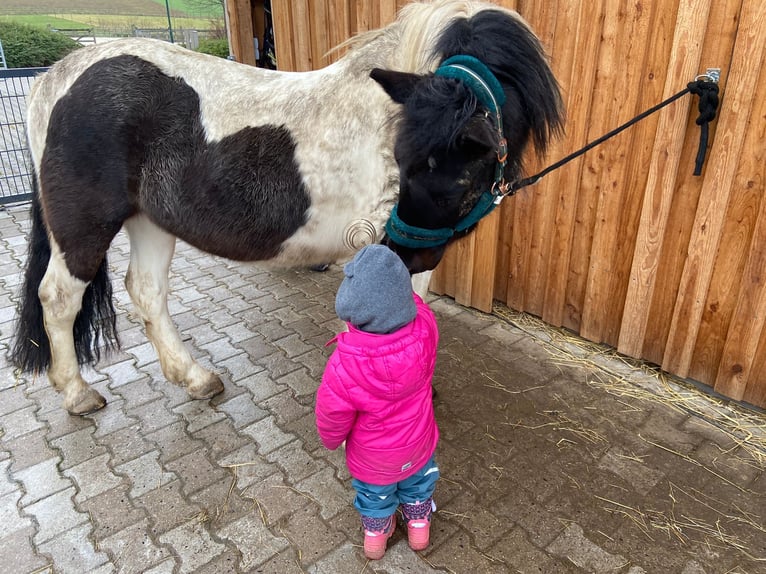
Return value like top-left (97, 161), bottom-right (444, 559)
top-left (271, 0), bottom-right (295, 71)
top-left (618, 0), bottom-right (712, 356)
top-left (541, 0), bottom-right (605, 328)
top-left (350, 0), bottom-right (373, 35)
top-left (326, 0), bottom-right (351, 62)
top-left (662, 0), bottom-right (766, 376)
top-left (579, 0), bottom-right (665, 345)
top-left (511, 2), bottom-right (557, 318)
top-left (226, 0), bottom-right (256, 65)
top-left (711, 51), bottom-right (766, 400)
top-left (468, 212), bottom-right (501, 312)
top-left (291, 0), bottom-right (313, 71)
top-left (308, 0), bottom-right (329, 68)
top-left (641, 0), bottom-right (742, 366)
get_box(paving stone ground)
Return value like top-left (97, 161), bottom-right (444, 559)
top-left (0, 202), bottom-right (764, 574)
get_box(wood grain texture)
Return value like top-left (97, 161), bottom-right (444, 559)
top-left (662, 0), bottom-right (766, 377)
top-left (618, 0), bottom-right (712, 356)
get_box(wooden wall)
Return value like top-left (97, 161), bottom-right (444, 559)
top-left (229, 0), bottom-right (766, 408)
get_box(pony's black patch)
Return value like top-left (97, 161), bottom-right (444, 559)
top-left (41, 55), bottom-right (310, 278)
top-left (151, 124), bottom-right (311, 261)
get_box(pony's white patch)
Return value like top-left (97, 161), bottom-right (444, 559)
top-left (123, 215), bottom-right (213, 388)
top-left (38, 238), bottom-right (89, 399)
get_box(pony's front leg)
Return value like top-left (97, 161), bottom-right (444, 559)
top-left (39, 244), bottom-right (107, 414)
top-left (411, 270), bottom-right (433, 300)
top-left (124, 216), bottom-right (224, 400)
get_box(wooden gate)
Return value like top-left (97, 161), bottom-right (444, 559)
top-left (229, 0), bottom-right (766, 409)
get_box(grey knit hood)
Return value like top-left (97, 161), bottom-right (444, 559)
top-left (335, 244), bottom-right (416, 334)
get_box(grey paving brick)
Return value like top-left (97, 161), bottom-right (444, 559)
top-left (5, 428), bottom-right (59, 472)
top-left (243, 472), bottom-right (311, 526)
top-left (98, 423), bottom-right (156, 466)
top-left (36, 523), bottom-right (109, 574)
top-left (0, 489), bottom-right (33, 536)
top-left (97, 360), bottom-right (146, 388)
top-left (16, 457), bottom-right (70, 505)
top-left (172, 400), bottom-right (227, 433)
top-left (50, 427), bottom-right (108, 469)
top-left (64, 453), bottom-right (123, 503)
top-left (0, 386), bottom-right (34, 416)
top-left (27, 487), bottom-right (89, 544)
top-left (98, 518), bottom-right (171, 574)
top-left (0, 405), bottom-right (45, 440)
top-left (294, 467), bottom-right (350, 521)
top-left (165, 449), bottom-right (228, 496)
top-left (265, 440), bottom-right (322, 484)
top-left (109, 377), bottom-right (164, 410)
top-left (88, 399), bottom-right (138, 439)
top-left (236, 370), bottom-right (284, 403)
top-left (0, 525), bottom-right (51, 573)
top-left (261, 389), bottom-right (312, 425)
top-left (547, 523), bottom-right (628, 573)
top-left (217, 513), bottom-right (290, 570)
top-left (0, 459), bottom-right (15, 497)
top-left (191, 419), bottom-right (250, 459)
top-left (281, 505), bottom-right (346, 566)
top-left (217, 443), bottom-right (276, 492)
top-left (214, 392), bottom-right (267, 430)
top-left (241, 415), bottom-right (296, 455)
top-left (78, 484), bottom-right (146, 539)
top-left (158, 519), bottom-right (226, 574)
top-left (128, 398), bottom-right (180, 433)
top-left (277, 368), bottom-right (319, 398)
top-left (114, 450), bottom-right (176, 498)
top-left (217, 352), bottom-right (262, 382)
top-left (138, 479), bottom-right (203, 536)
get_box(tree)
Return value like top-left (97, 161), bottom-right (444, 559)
top-left (182, 0), bottom-right (225, 16)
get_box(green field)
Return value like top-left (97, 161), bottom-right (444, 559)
top-left (0, 0), bottom-right (223, 35)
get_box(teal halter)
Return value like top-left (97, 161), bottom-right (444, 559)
top-left (385, 55), bottom-right (509, 249)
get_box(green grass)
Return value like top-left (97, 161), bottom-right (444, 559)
top-left (0, 13), bottom-right (221, 37)
top-left (148, 0), bottom-right (223, 18)
top-left (0, 14), bottom-right (89, 29)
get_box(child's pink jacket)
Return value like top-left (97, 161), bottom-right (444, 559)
top-left (315, 294), bottom-right (439, 485)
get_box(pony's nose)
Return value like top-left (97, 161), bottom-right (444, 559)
top-left (382, 236), bottom-right (446, 274)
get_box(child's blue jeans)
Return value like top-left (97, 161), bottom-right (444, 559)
top-left (352, 455), bottom-right (439, 518)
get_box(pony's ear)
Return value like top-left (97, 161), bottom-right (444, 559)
top-left (370, 69), bottom-right (421, 104)
top-left (458, 116), bottom-right (498, 159)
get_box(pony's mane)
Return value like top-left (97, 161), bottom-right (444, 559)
top-left (340, 1), bottom-right (512, 73)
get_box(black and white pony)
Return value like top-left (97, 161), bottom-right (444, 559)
top-left (11, 0), bottom-right (563, 414)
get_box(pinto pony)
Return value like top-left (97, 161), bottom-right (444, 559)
top-left (11, 0), bottom-right (563, 414)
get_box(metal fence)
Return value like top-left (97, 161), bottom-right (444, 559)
top-left (0, 67), bottom-right (47, 204)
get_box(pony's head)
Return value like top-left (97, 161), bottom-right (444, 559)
top-left (372, 7), bottom-right (564, 273)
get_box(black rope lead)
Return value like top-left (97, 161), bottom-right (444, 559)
top-left (508, 78), bottom-right (720, 195)
top-left (688, 79), bottom-right (720, 175)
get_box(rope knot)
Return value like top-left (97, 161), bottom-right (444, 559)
top-left (687, 80), bottom-right (719, 124)
top-left (687, 79), bottom-right (720, 175)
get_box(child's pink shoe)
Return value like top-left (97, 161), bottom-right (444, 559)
top-left (401, 498), bottom-right (434, 551)
top-left (361, 514), bottom-right (395, 560)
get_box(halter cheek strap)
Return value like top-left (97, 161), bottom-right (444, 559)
top-left (386, 55), bottom-right (510, 249)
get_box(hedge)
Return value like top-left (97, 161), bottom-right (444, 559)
top-left (0, 22), bottom-right (81, 68)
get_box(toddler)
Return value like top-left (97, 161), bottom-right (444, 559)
top-left (315, 244), bottom-right (440, 560)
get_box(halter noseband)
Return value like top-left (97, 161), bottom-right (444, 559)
top-left (385, 55), bottom-right (509, 249)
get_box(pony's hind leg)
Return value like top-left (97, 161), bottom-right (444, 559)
top-left (40, 242), bottom-right (107, 414)
top-left (123, 215), bottom-right (224, 400)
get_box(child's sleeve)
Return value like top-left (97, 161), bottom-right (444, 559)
top-left (315, 364), bottom-right (357, 450)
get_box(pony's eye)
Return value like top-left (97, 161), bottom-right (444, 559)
top-left (427, 156), bottom-right (437, 171)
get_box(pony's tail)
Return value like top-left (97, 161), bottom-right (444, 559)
top-left (10, 172), bottom-right (120, 374)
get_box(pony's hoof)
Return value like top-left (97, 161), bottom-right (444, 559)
top-left (187, 375), bottom-right (224, 400)
top-left (66, 388), bottom-right (107, 416)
